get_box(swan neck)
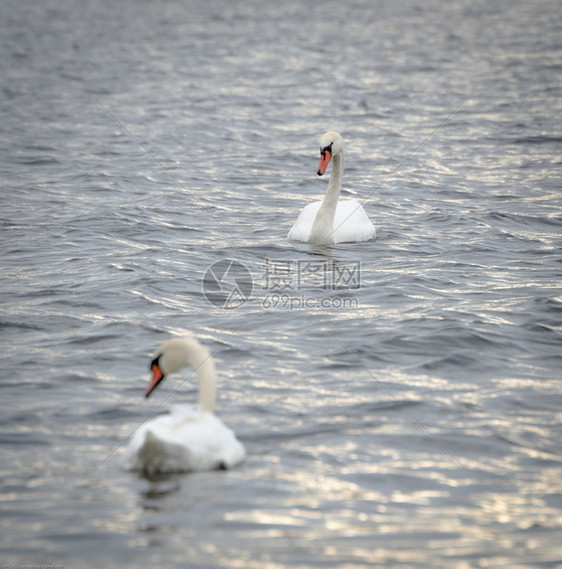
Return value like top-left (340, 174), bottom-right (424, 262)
top-left (195, 356), bottom-right (217, 413)
top-left (324, 152), bottom-right (344, 208)
top-left (308, 152), bottom-right (344, 244)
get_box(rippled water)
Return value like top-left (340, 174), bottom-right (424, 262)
top-left (1, 0), bottom-right (561, 567)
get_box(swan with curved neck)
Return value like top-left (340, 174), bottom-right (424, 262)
top-left (288, 131), bottom-right (376, 245)
top-left (146, 336), bottom-right (217, 412)
top-left (124, 336), bottom-right (245, 474)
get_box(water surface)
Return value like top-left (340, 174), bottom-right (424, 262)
top-left (1, 0), bottom-right (561, 567)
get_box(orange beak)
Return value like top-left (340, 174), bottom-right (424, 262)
top-left (317, 150), bottom-right (332, 176)
top-left (145, 363), bottom-right (164, 398)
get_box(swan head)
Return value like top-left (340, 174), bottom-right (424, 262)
top-left (145, 336), bottom-right (209, 398)
top-left (317, 131), bottom-right (344, 176)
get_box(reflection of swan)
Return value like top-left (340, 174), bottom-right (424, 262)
top-left (124, 337), bottom-right (245, 474)
top-left (288, 131), bottom-right (376, 245)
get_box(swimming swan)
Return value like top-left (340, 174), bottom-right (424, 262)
top-left (288, 131), bottom-right (376, 245)
top-left (124, 336), bottom-right (245, 474)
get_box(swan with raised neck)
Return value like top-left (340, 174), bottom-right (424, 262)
top-left (308, 131), bottom-right (345, 245)
top-left (288, 131), bottom-right (376, 245)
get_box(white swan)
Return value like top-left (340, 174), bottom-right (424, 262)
top-left (124, 336), bottom-right (245, 474)
top-left (288, 131), bottom-right (376, 245)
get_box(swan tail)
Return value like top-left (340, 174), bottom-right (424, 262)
top-left (128, 430), bottom-right (194, 474)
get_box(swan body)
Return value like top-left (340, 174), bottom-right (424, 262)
top-left (124, 337), bottom-right (245, 474)
top-left (288, 131), bottom-right (376, 245)
top-left (288, 199), bottom-right (376, 243)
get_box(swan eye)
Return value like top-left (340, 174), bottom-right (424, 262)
top-left (321, 142), bottom-right (333, 157)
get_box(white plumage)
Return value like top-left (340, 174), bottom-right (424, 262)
top-left (124, 337), bottom-right (245, 474)
top-left (288, 131), bottom-right (376, 245)
top-left (288, 199), bottom-right (376, 243)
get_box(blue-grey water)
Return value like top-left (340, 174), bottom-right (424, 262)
top-left (1, 0), bottom-right (561, 567)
